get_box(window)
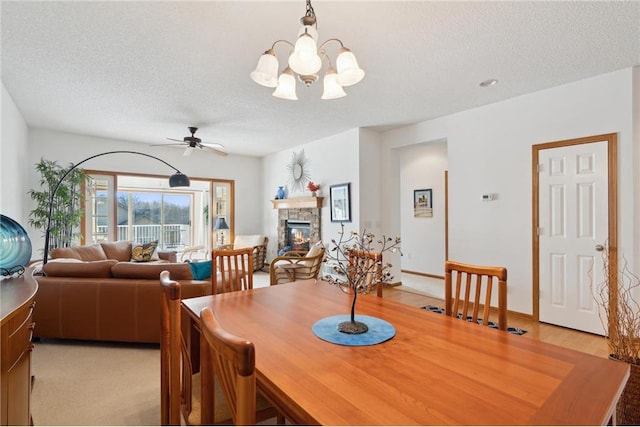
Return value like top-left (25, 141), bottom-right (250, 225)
top-left (83, 172), bottom-right (233, 256)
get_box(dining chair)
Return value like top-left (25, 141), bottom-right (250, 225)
top-left (212, 248), bottom-right (253, 294)
top-left (159, 270), bottom-right (202, 426)
top-left (348, 249), bottom-right (384, 297)
top-left (199, 306), bottom-right (283, 425)
top-left (269, 241), bottom-right (325, 285)
top-left (444, 260), bottom-right (508, 330)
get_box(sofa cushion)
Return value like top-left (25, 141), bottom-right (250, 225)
top-left (131, 240), bottom-right (158, 262)
top-left (111, 262), bottom-right (193, 280)
top-left (101, 241), bottom-right (133, 261)
top-left (43, 259), bottom-right (118, 278)
top-left (188, 260), bottom-right (212, 280)
top-left (50, 244), bottom-right (109, 261)
top-left (233, 235), bottom-right (265, 249)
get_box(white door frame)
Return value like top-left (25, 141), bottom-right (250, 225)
top-left (532, 133), bottom-right (618, 331)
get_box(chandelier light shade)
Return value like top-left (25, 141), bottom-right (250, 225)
top-left (321, 67), bottom-right (346, 100)
top-left (250, 50), bottom-right (279, 88)
top-left (250, 0), bottom-right (364, 100)
top-left (272, 67), bottom-right (298, 100)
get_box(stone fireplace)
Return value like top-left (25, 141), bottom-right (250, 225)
top-left (274, 197), bottom-right (323, 254)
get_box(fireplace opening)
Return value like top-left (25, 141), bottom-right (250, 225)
top-left (286, 220), bottom-right (311, 252)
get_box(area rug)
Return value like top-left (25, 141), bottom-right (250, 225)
top-left (422, 305), bottom-right (527, 335)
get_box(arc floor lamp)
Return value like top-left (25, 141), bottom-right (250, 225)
top-left (42, 150), bottom-right (190, 265)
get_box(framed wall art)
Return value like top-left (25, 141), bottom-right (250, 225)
top-left (414, 189), bottom-right (433, 217)
top-left (330, 183), bottom-right (351, 222)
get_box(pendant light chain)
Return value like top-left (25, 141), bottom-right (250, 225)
top-left (305, 0), bottom-right (317, 26)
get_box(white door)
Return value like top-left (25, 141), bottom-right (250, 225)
top-left (538, 141), bottom-right (608, 335)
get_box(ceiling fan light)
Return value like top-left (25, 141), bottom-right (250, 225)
top-left (288, 33), bottom-right (322, 76)
top-left (250, 50), bottom-right (279, 87)
top-left (336, 47), bottom-right (365, 86)
top-left (321, 68), bottom-right (346, 100)
top-left (272, 67), bottom-right (298, 100)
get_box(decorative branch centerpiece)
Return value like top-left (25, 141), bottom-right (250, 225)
top-left (594, 247), bottom-right (640, 425)
top-left (323, 224), bottom-right (401, 334)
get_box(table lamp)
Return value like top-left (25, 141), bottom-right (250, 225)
top-left (214, 217), bottom-right (229, 247)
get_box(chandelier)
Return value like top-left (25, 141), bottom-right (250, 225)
top-left (250, 0), bottom-right (365, 100)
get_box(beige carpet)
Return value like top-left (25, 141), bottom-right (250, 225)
top-left (31, 339), bottom-right (161, 426)
top-left (30, 272), bottom-right (272, 427)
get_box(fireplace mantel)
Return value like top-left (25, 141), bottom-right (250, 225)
top-left (272, 197), bottom-right (324, 210)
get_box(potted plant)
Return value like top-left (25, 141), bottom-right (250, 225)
top-left (28, 158), bottom-right (86, 256)
top-left (594, 248), bottom-right (640, 425)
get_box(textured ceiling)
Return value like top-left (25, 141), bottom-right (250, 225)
top-left (2, 1), bottom-right (639, 157)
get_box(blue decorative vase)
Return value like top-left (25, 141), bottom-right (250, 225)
top-left (277, 186), bottom-right (286, 200)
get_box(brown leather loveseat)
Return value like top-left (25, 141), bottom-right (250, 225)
top-left (33, 241), bottom-right (212, 343)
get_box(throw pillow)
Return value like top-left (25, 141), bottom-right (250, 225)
top-left (131, 240), bottom-right (158, 262)
top-left (188, 260), bottom-right (212, 280)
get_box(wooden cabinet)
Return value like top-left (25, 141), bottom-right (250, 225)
top-left (1, 269), bottom-right (37, 426)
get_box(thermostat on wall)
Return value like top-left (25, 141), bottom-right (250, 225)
top-left (482, 193), bottom-right (494, 201)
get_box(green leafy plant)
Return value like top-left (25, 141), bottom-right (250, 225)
top-left (28, 158), bottom-right (86, 255)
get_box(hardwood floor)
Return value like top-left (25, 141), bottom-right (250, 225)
top-left (380, 273), bottom-right (610, 359)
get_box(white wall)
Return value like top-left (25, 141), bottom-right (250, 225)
top-left (262, 128), bottom-right (360, 261)
top-left (380, 67), bottom-right (638, 315)
top-left (27, 128), bottom-right (263, 253)
top-left (399, 140), bottom-right (447, 276)
top-left (1, 83), bottom-right (29, 221)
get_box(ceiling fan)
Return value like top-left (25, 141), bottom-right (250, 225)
top-left (153, 126), bottom-right (228, 157)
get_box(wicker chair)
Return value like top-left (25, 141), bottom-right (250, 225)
top-left (220, 235), bottom-right (268, 272)
top-left (269, 242), bottom-right (325, 285)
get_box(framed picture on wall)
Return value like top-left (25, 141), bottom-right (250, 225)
top-left (414, 189), bottom-right (433, 217)
top-left (330, 183), bottom-right (351, 222)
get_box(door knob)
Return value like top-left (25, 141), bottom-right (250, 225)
top-left (595, 244), bottom-right (605, 252)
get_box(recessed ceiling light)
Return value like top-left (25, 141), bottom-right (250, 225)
top-left (480, 79), bottom-right (498, 87)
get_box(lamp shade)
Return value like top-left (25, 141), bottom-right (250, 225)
top-left (321, 68), bottom-right (346, 100)
top-left (250, 50), bottom-right (279, 88)
top-left (169, 172), bottom-right (191, 187)
top-left (336, 47), bottom-right (365, 87)
top-left (272, 67), bottom-right (298, 100)
top-left (214, 216), bottom-right (229, 231)
top-left (288, 32), bottom-right (322, 76)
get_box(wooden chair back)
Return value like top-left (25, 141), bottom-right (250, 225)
top-left (269, 245), bottom-right (325, 285)
top-left (348, 250), bottom-right (384, 297)
top-left (212, 248), bottom-right (254, 294)
top-left (160, 270), bottom-right (203, 425)
top-left (200, 306), bottom-right (257, 426)
top-left (444, 260), bottom-right (507, 330)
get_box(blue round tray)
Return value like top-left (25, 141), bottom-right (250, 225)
top-left (312, 314), bottom-right (395, 346)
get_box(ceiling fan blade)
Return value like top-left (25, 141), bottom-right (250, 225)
top-left (200, 141), bottom-right (225, 150)
top-left (183, 147), bottom-right (194, 156)
top-left (167, 137), bottom-right (185, 142)
top-left (150, 142), bottom-right (185, 147)
top-left (201, 145), bottom-right (228, 157)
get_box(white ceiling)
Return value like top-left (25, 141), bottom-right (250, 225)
top-left (2, 1), bottom-right (639, 158)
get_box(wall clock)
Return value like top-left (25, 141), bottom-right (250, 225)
top-left (287, 149), bottom-right (311, 193)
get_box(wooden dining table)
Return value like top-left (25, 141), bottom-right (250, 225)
top-left (181, 279), bottom-right (629, 426)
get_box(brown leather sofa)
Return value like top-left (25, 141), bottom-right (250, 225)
top-left (33, 241), bottom-right (212, 344)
